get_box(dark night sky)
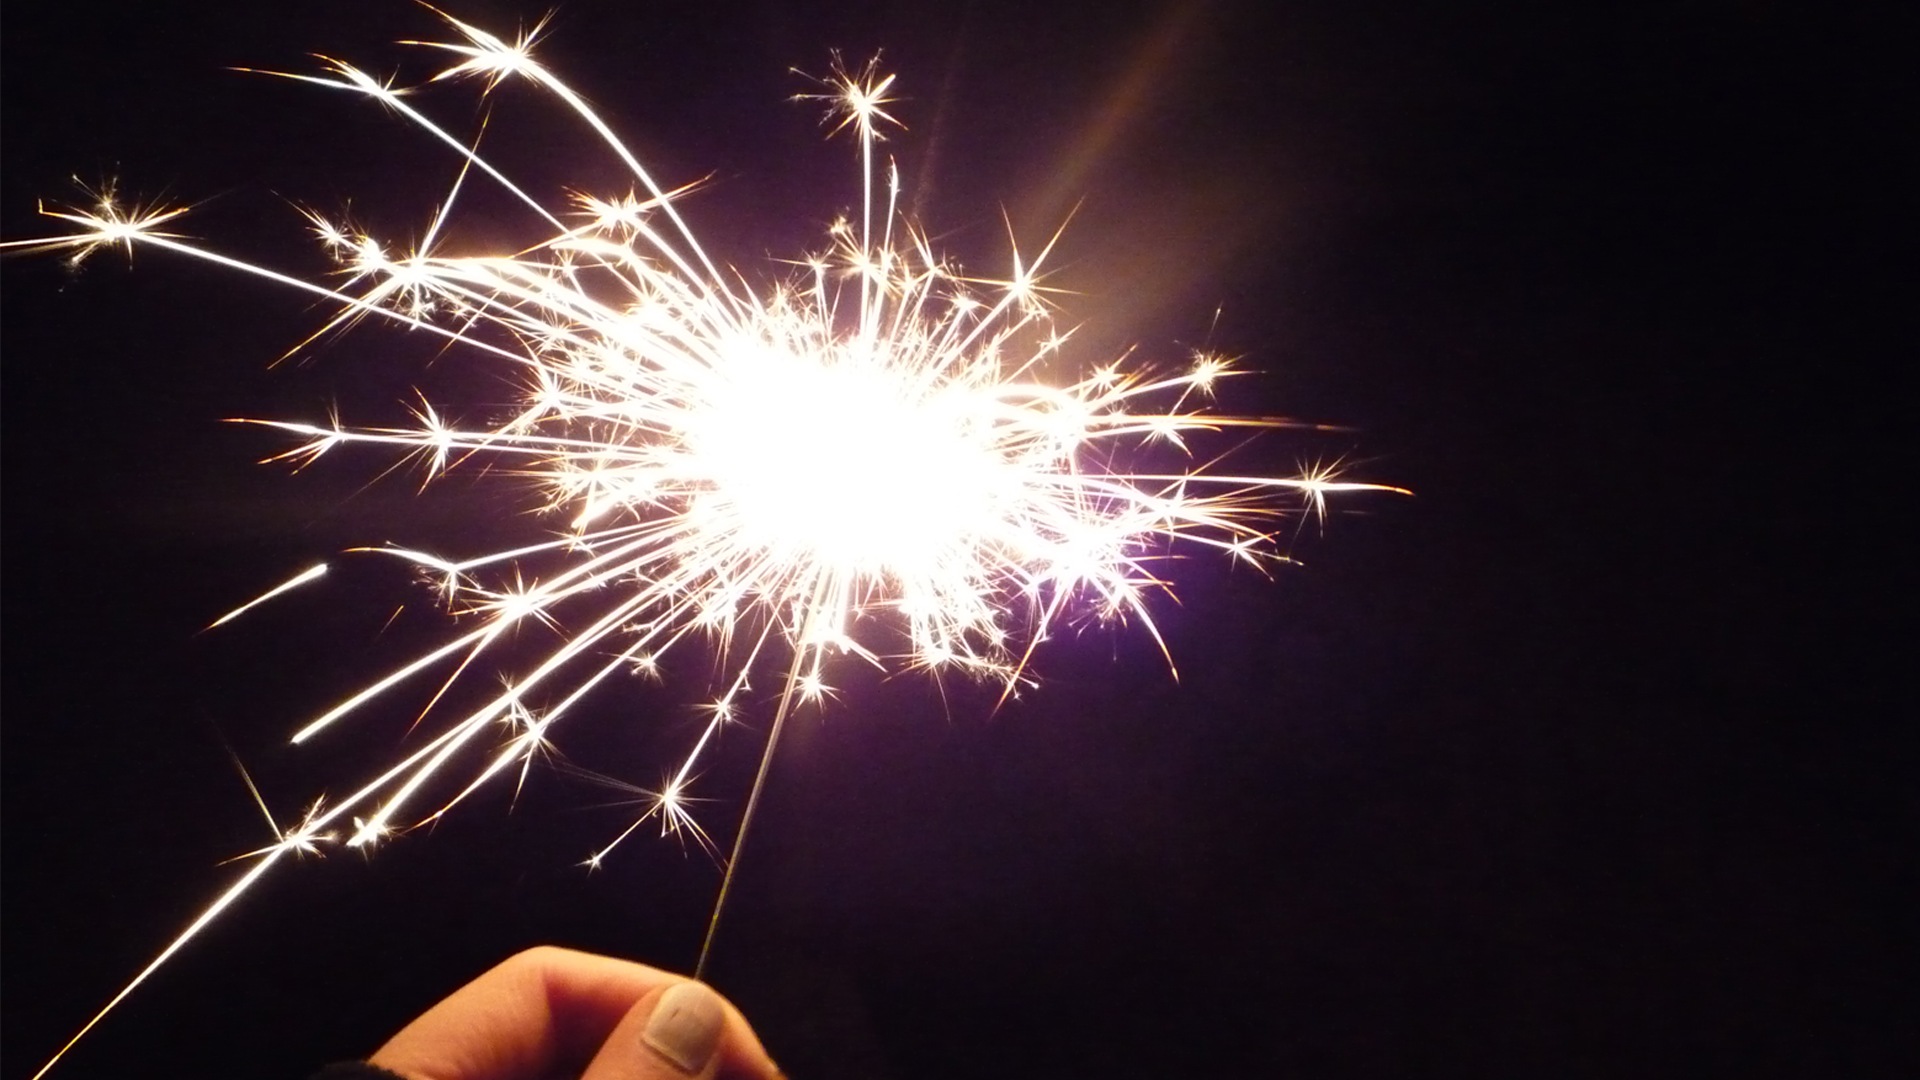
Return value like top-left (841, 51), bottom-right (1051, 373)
top-left (2, 2), bottom-right (1904, 1078)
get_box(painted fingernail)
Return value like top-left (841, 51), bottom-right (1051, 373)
top-left (643, 981), bottom-right (725, 1074)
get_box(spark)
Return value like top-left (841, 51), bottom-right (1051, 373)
top-left (14, 11), bottom-right (1405, 1077)
top-left (204, 563), bottom-right (328, 629)
top-left (217, 749), bottom-right (336, 866)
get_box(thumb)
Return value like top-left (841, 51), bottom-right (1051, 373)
top-left (580, 980), bottom-right (737, 1080)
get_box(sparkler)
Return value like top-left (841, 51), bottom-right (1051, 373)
top-left (10, 8), bottom-right (1402, 1076)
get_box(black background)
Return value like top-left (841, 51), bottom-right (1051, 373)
top-left (3, 2), bottom-right (1905, 1077)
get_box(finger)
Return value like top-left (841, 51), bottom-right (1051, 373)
top-left (579, 980), bottom-right (770, 1080)
top-left (368, 946), bottom-right (683, 1080)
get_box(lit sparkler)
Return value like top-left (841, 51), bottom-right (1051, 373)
top-left (10, 9), bottom-right (1401, 1076)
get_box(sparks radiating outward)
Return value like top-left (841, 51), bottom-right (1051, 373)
top-left (11, 10), bottom-right (1402, 1076)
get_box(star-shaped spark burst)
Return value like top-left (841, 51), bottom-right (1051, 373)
top-left (9, 9), bottom-right (1403, 1076)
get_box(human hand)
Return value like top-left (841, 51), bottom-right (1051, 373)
top-left (364, 946), bottom-right (782, 1080)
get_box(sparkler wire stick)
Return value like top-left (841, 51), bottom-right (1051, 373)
top-left (696, 638), bottom-right (817, 981)
top-left (10, 10), bottom-right (1405, 1076)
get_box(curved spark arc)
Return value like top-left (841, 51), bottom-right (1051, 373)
top-left (14, 10), bottom-right (1407, 1076)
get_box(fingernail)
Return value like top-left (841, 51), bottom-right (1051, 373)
top-left (643, 981), bottom-right (725, 1074)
